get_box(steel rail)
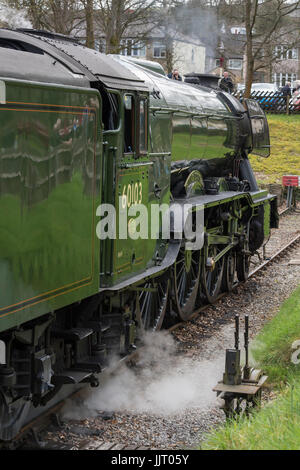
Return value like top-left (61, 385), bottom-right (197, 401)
top-left (249, 232), bottom-right (300, 278)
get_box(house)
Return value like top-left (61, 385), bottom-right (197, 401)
top-left (206, 25), bottom-right (248, 84)
top-left (94, 33), bottom-right (205, 77)
top-left (74, 19), bottom-right (206, 77)
top-left (140, 30), bottom-right (205, 76)
top-left (272, 46), bottom-right (299, 87)
top-left (205, 20), bottom-right (300, 87)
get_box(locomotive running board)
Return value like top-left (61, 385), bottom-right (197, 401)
top-left (101, 189), bottom-right (276, 293)
top-left (100, 240), bottom-right (181, 292)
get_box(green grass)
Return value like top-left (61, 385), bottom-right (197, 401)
top-left (201, 382), bottom-right (300, 450)
top-left (201, 285), bottom-right (300, 450)
top-left (251, 284), bottom-right (300, 383)
top-left (250, 114), bottom-right (300, 184)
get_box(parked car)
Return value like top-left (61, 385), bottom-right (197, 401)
top-left (237, 82), bottom-right (279, 93)
top-left (251, 83), bottom-right (279, 93)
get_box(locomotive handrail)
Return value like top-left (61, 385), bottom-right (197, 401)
top-left (150, 106), bottom-right (242, 121)
top-left (171, 166), bottom-right (190, 173)
top-left (119, 161), bottom-right (154, 168)
top-left (205, 114), bottom-right (243, 121)
top-left (148, 152), bottom-right (171, 157)
top-left (150, 106), bottom-right (184, 114)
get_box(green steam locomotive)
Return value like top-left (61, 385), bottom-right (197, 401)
top-left (0, 29), bottom-right (278, 440)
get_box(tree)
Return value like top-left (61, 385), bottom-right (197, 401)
top-left (4, 0), bottom-right (83, 35)
top-left (80, 0), bottom-right (95, 48)
top-left (182, 0), bottom-right (300, 94)
top-left (243, 0), bottom-right (300, 96)
top-left (161, 0), bottom-right (187, 74)
top-left (93, 0), bottom-right (157, 54)
top-left (93, 0), bottom-right (184, 56)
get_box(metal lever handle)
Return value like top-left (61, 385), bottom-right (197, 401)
top-left (154, 183), bottom-right (162, 198)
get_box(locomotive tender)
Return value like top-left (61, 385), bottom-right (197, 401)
top-left (0, 29), bottom-right (278, 440)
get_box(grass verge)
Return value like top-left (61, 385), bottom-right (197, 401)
top-left (252, 284), bottom-right (300, 383)
top-left (201, 285), bottom-right (300, 450)
top-left (250, 114), bottom-right (300, 184)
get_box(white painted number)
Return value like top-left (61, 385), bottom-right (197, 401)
top-left (121, 182), bottom-right (143, 209)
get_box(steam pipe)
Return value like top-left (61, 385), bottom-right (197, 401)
top-left (244, 314), bottom-right (251, 380)
top-left (239, 157), bottom-right (259, 191)
top-left (235, 314), bottom-right (239, 350)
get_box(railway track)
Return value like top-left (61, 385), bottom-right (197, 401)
top-left (278, 205), bottom-right (300, 217)
top-left (4, 210), bottom-right (300, 450)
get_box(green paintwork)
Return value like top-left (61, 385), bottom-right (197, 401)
top-left (97, 63), bottom-right (274, 287)
top-left (0, 79), bottom-right (102, 332)
top-left (100, 87), bottom-right (171, 287)
top-left (263, 202), bottom-right (271, 239)
top-left (172, 116), bottom-right (231, 163)
top-left (148, 76), bottom-right (235, 168)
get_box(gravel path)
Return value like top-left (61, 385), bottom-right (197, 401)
top-left (40, 210), bottom-right (300, 450)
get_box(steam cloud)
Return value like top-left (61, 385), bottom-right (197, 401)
top-left (62, 331), bottom-right (225, 420)
top-left (174, 5), bottom-right (219, 73)
top-left (0, 5), bottom-right (32, 29)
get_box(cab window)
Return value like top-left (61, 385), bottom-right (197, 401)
top-left (139, 98), bottom-right (148, 153)
top-left (124, 94), bottom-right (134, 153)
top-left (102, 91), bottom-right (120, 131)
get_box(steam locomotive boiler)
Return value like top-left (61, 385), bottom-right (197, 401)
top-left (0, 28), bottom-right (278, 440)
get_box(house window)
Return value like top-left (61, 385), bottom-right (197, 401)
top-left (273, 72), bottom-right (297, 87)
top-left (121, 39), bottom-right (132, 56)
top-left (215, 58), bottom-right (221, 67)
top-left (132, 42), bottom-right (146, 57)
top-left (275, 46), bottom-right (298, 60)
top-left (275, 45), bottom-right (282, 59)
top-left (289, 48), bottom-right (298, 59)
top-left (153, 42), bottom-right (166, 58)
top-left (95, 39), bottom-right (106, 53)
top-left (102, 91), bottom-right (120, 131)
top-left (231, 27), bottom-right (246, 35)
top-left (121, 39), bottom-right (146, 57)
top-left (228, 59), bottom-right (243, 70)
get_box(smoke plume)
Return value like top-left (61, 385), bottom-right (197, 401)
top-left (0, 4), bottom-right (32, 29)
